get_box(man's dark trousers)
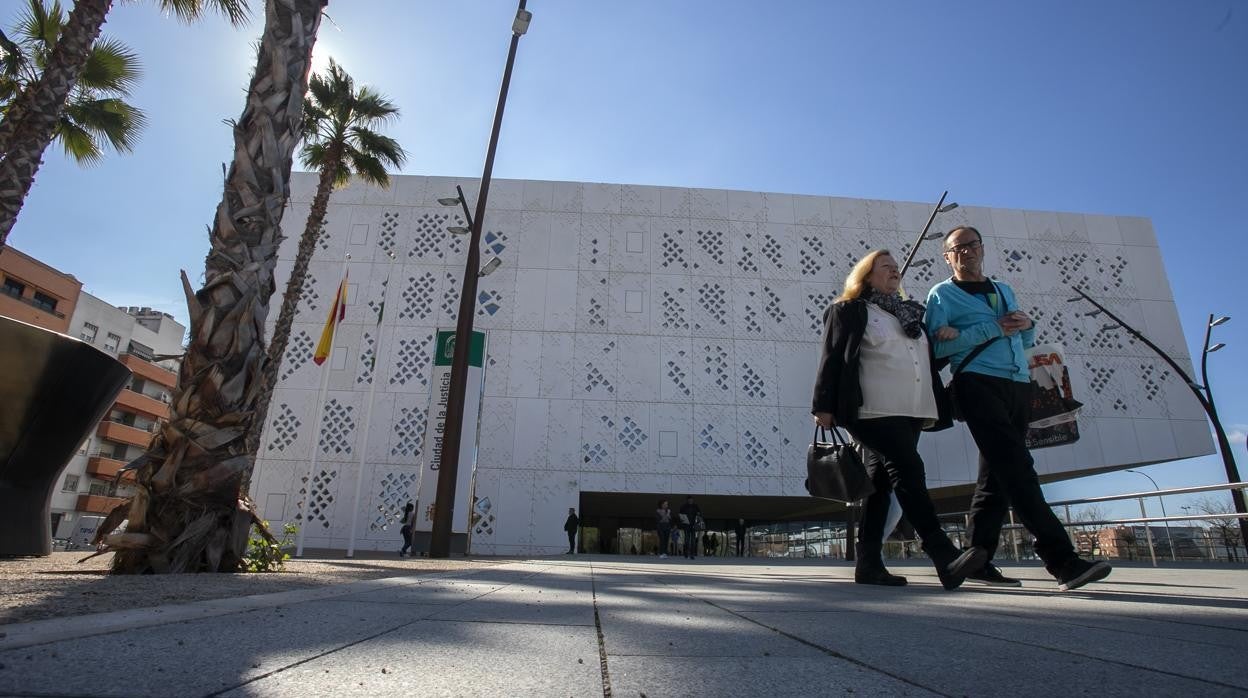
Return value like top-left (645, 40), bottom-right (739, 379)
top-left (957, 372), bottom-right (1076, 572)
top-left (567, 531), bottom-right (576, 553)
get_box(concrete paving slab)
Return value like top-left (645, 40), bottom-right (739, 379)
top-left (346, 579), bottom-right (506, 606)
top-left (0, 599), bottom-right (435, 698)
top-left (424, 587), bottom-right (596, 626)
top-left (219, 619), bottom-right (603, 697)
top-left (607, 655), bottom-right (941, 697)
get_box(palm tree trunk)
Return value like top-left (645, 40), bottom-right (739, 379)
top-left (109, 0), bottom-right (327, 574)
top-left (245, 150), bottom-right (341, 467)
top-left (0, 0), bottom-right (113, 248)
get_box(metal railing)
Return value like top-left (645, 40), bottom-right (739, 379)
top-left (939, 481), bottom-right (1248, 566)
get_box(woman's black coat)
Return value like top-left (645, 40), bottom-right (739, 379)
top-left (810, 298), bottom-right (952, 429)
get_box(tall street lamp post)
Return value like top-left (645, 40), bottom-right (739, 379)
top-left (428, 1), bottom-right (532, 559)
top-left (1125, 469), bottom-right (1175, 562)
top-left (898, 190), bottom-right (958, 279)
top-left (1068, 289), bottom-right (1246, 547)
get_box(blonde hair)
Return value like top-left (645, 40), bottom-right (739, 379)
top-left (837, 249), bottom-right (895, 302)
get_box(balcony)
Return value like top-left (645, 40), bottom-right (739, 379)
top-left (76, 494), bottom-right (127, 514)
top-left (0, 285), bottom-right (65, 318)
top-left (86, 455), bottom-right (129, 479)
top-left (97, 420), bottom-right (154, 448)
top-left (114, 388), bottom-right (170, 420)
top-left (119, 353), bottom-right (178, 390)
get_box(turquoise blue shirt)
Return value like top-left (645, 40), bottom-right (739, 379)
top-left (924, 278), bottom-right (1034, 383)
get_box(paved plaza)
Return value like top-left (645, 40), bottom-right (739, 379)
top-left (1, 557), bottom-right (1245, 697)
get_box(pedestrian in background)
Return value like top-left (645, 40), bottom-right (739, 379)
top-left (679, 495), bottom-right (702, 559)
top-left (563, 507), bottom-right (580, 554)
top-left (656, 499), bottom-right (673, 559)
top-left (398, 502), bottom-right (416, 557)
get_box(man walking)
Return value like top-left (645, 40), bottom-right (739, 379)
top-left (679, 495), bottom-right (702, 559)
top-left (925, 226), bottom-right (1111, 591)
top-left (563, 507), bottom-right (579, 554)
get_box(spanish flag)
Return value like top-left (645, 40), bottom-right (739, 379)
top-left (313, 274), bottom-right (347, 366)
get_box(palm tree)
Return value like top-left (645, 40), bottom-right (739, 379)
top-left (0, 0), bottom-right (248, 249)
top-left (1, 0), bottom-right (147, 167)
top-left (100, 0), bottom-right (327, 574)
top-left (247, 58), bottom-right (407, 459)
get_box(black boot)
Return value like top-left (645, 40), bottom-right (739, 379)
top-left (854, 543), bottom-right (907, 586)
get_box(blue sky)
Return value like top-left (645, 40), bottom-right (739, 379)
top-left (7, 1), bottom-right (1246, 522)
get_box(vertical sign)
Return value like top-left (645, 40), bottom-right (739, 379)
top-left (415, 329), bottom-right (487, 534)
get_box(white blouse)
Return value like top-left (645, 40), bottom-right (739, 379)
top-left (857, 304), bottom-right (939, 421)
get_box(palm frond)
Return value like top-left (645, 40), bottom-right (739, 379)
top-left (344, 147), bottom-right (389, 188)
top-left (299, 140), bottom-right (329, 171)
top-left (348, 126), bottom-right (406, 169)
top-left (78, 37), bottom-right (141, 94)
top-left (159, 0), bottom-right (251, 27)
top-left (64, 97), bottom-right (147, 153)
top-left (350, 86), bottom-right (399, 121)
top-left (53, 117), bottom-right (103, 165)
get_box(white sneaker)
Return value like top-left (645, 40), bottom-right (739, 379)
top-left (660, 553), bottom-right (668, 559)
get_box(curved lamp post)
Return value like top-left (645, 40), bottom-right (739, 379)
top-left (898, 190), bottom-right (959, 279)
top-left (428, 1), bottom-right (531, 558)
top-left (1125, 468), bottom-right (1176, 561)
top-left (1068, 289), bottom-right (1246, 548)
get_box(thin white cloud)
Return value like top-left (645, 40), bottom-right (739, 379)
top-left (1228, 424), bottom-right (1248, 446)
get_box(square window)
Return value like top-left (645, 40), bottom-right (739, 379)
top-left (32, 290), bottom-right (57, 312)
top-left (263, 493), bottom-right (287, 521)
top-left (659, 430), bottom-right (678, 458)
top-left (103, 333), bottom-right (121, 352)
top-left (350, 223), bottom-right (369, 244)
top-left (626, 231), bottom-right (645, 254)
top-left (80, 322), bottom-right (98, 343)
top-left (625, 290), bottom-right (643, 313)
top-left (347, 282), bottom-right (359, 303)
top-left (331, 346), bottom-right (348, 370)
top-left (62, 474), bottom-right (80, 492)
top-left (2, 277), bottom-right (24, 298)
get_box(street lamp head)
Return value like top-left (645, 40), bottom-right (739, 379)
top-left (447, 226), bottom-right (471, 235)
top-left (923, 232), bottom-right (944, 241)
top-left (437, 196), bottom-right (461, 207)
top-left (938, 202), bottom-right (959, 213)
top-left (1210, 316), bottom-right (1231, 327)
top-left (1207, 342), bottom-right (1226, 353)
top-left (478, 256), bottom-right (503, 277)
top-left (1066, 296), bottom-right (1082, 303)
top-left (512, 8), bottom-right (532, 35)
top-left (385, 250), bottom-right (397, 260)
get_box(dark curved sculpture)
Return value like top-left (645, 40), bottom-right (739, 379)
top-left (0, 315), bottom-right (132, 556)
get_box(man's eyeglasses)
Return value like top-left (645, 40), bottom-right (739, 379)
top-left (944, 240), bottom-right (982, 255)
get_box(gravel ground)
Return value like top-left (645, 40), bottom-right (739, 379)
top-left (0, 551), bottom-right (508, 626)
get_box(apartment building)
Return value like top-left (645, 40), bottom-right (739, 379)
top-left (0, 246), bottom-right (81, 333)
top-left (51, 298), bottom-right (185, 542)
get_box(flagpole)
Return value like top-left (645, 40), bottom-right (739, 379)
top-left (295, 253), bottom-right (351, 558)
top-left (346, 250), bottom-right (395, 557)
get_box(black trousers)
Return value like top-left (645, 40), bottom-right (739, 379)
top-left (845, 416), bottom-right (958, 565)
top-left (956, 373), bottom-right (1075, 572)
top-left (566, 530), bottom-right (576, 553)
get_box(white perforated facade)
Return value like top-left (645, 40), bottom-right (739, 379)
top-left (250, 173), bottom-right (1214, 554)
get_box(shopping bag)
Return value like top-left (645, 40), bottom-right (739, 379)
top-left (1025, 343), bottom-right (1082, 449)
top-left (805, 426), bottom-right (875, 503)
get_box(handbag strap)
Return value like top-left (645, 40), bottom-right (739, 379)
top-left (950, 279), bottom-right (1009, 378)
top-left (812, 425), bottom-right (848, 446)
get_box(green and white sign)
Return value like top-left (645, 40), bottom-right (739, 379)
top-left (415, 329), bottom-right (487, 534)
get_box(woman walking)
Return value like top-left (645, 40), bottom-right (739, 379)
top-left (656, 499), bottom-right (673, 559)
top-left (812, 250), bottom-right (986, 589)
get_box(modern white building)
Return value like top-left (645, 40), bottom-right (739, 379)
top-left (250, 173), bottom-right (1214, 555)
top-left (53, 300), bottom-right (184, 544)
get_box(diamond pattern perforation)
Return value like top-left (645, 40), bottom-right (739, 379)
top-left (390, 334), bottom-right (433, 388)
top-left (617, 415), bottom-right (648, 452)
top-left (268, 403), bottom-right (301, 452)
top-left (661, 289), bottom-right (689, 330)
top-left (357, 332), bottom-right (377, 384)
top-left (280, 331), bottom-right (314, 381)
top-left (694, 228), bottom-right (726, 271)
top-left (391, 405), bottom-right (427, 458)
top-left (378, 211), bottom-right (400, 255)
top-left (370, 470), bottom-right (419, 532)
top-left (319, 399), bottom-right (356, 455)
top-left (400, 271), bottom-right (437, 321)
top-left (296, 469), bottom-right (336, 528)
top-left (660, 229), bottom-right (688, 270)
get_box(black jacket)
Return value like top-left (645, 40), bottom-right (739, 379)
top-left (811, 298), bottom-right (951, 429)
top-left (564, 513), bottom-right (579, 533)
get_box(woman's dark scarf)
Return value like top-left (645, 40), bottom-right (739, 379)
top-left (863, 289), bottom-right (926, 339)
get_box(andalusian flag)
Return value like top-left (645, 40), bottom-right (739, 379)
top-left (313, 274), bottom-right (348, 366)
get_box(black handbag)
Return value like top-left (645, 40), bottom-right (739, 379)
top-left (805, 426), bottom-right (875, 503)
